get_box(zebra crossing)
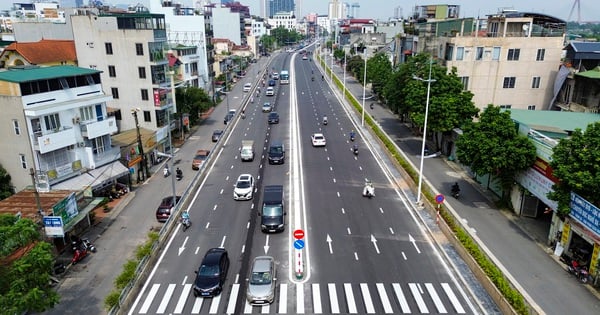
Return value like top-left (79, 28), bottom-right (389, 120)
top-left (135, 281), bottom-right (470, 314)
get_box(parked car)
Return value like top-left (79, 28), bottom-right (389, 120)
top-left (192, 149), bottom-right (210, 170)
top-left (233, 174), bottom-right (255, 200)
top-left (246, 256), bottom-right (276, 305)
top-left (212, 130), bottom-right (223, 142)
top-left (311, 133), bottom-right (326, 147)
top-left (262, 102), bottom-right (272, 112)
top-left (268, 112), bottom-right (279, 124)
top-left (193, 248), bottom-right (230, 297)
top-left (155, 196), bottom-right (182, 222)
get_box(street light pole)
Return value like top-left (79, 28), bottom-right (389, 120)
top-left (342, 53), bottom-right (347, 100)
top-left (415, 58), bottom-right (436, 205)
top-left (361, 48), bottom-right (367, 126)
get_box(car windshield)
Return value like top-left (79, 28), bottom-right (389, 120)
top-left (237, 180), bottom-right (251, 188)
top-left (250, 271), bottom-right (272, 285)
top-left (263, 205), bottom-right (282, 216)
top-left (270, 147), bottom-right (283, 154)
top-left (199, 264), bottom-right (220, 277)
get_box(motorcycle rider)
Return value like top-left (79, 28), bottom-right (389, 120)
top-left (451, 182), bottom-right (460, 196)
top-left (181, 210), bottom-right (191, 228)
top-left (163, 165), bottom-right (170, 177)
top-left (241, 110), bottom-right (246, 119)
top-left (352, 144), bottom-right (359, 154)
top-left (349, 130), bottom-right (356, 141)
top-left (176, 167), bottom-right (183, 179)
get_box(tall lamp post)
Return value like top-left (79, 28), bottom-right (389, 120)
top-left (414, 58), bottom-right (436, 205)
top-left (342, 52), bottom-right (347, 100)
top-left (361, 47), bottom-right (367, 126)
top-left (167, 70), bottom-right (178, 207)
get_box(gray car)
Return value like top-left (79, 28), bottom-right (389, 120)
top-left (246, 256), bottom-right (276, 305)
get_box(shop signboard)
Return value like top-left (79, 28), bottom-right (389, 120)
top-left (570, 192), bottom-right (600, 239)
top-left (52, 192), bottom-right (78, 225)
top-left (517, 168), bottom-right (558, 210)
top-left (590, 243), bottom-right (600, 275)
top-left (43, 216), bottom-right (64, 237)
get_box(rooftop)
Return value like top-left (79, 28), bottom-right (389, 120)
top-left (1, 39), bottom-right (76, 65)
top-left (507, 109), bottom-right (600, 136)
top-left (0, 189), bottom-right (73, 221)
top-left (0, 66), bottom-right (100, 83)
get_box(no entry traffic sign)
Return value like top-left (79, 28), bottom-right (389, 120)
top-left (293, 229), bottom-right (305, 239)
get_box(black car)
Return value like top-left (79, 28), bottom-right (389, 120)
top-left (155, 196), bottom-right (182, 222)
top-left (212, 130), bottom-right (224, 142)
top-left (268, 142), bottom-right (285, 164)
top-left (268, 79), bottom-right (276, 86)
top-left (268, 112), bottom-right (279, 124)
top-left (193, 248), bottom-right (230, 297)
top-left (224, 112), bottom-right (234, 124)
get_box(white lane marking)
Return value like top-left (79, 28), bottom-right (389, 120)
top-left (336, 191), bottom-right (340, 197)
top-left (341, 207), bottom-right (345, 214)
top-left (156, 283), bottom-right (176, 313)
top-left (441, 283), bottom-right (466, 313)
top-left (389, 227), bottom-right (395, 234)
top-left (208, 294), bottom-right (221, 313)
top-left (243, 299), bottom-right (252, 313)
top-left (191, 297), bottom-right (203, 313)
top-left (354, 252), bottom-right (359, 260)
top-left (296, 282), bottom-right (305, 313)
top-left (312, 283), bottom-right (323, 313)
top-left (278, 283), bottom-right (288, 314)
top-left (409, 283), bottom-right (429, 313)
top-left (393, 283), bottom-right (411, 313)
top-left (344, 283), bottom-right (357, 313)
top-left (376, 283), bottom-right (394, 313)
top-left (360, 283), bottom-right (375, 313)
top-left (174, 283), bottom-right (192, 313)
top-left (138, 283), bottom-right (160, 314)
top-left (261, 304), bottom-right (270, 313)
top-left (425, 283), bottom-right (447, 313)
top-left (402, 252), bottom-right (407, 260)
top-left (328, 283), bottom-right (340, 314)
top-left (226, 283), bottom-right (240, 314)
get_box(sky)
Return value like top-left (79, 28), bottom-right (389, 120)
top-left (4, 1), bottom-right (596, 23)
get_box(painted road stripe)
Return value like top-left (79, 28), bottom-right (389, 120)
top-left (441, 283), bottom-right (466, 313)
top-left (174, 283), bottom-right (192, 313)
top-left (191, 297), bottom-right (203, 314)
top-left (392, 283), bottom-right (411, 313)
top-left (409, 283), bottom-right (429, 313)
top-left (156, 283), bottom-right (176, 314)
top-left (344, 283), bottom-right (358, 313)
top-left (376, 283), bottom-right (394, 313)
top-left (328, 283), bottom-right (340, 314)
top-left (296, 283), bottom-right (305, 313)
top-left (312, 283), bottom-right (323, 314)
top-left (261, 304), bottom-right (270, 313)
top-left (360, 283), bottom-right (375, 313)
top-left (208, 294), bottom-right (221, 314)
top-left (243, 300), bottom-right (253, 313)
top-left (138, 283), bottom-right (160, 314)
top-left (226, 284), bottom-right (240, 314)
top-left (278, 283), bottom-right (288, 314)
top-left (425, 283), bottom-right (447, 313)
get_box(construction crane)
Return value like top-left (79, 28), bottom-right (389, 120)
top-left (568, 0), bottom-right (580, 23)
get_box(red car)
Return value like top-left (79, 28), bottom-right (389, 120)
top-left (155, 196), bottom-right (182, 222)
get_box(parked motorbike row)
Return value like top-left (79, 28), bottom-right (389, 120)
top-left (97, 183), bottom-right (128, 201)
top-left (561, 253), bottom-right (590, 283)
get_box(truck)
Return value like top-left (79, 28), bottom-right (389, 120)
top-left (240, 140), bottom-right (255, 162)
top-left (259, 185), bottom-right (285, 233)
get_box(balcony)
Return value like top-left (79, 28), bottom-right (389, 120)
top-left (33, 127), bottom-right (77, 154)
top-left (80, 116), bottom-right (118, 138)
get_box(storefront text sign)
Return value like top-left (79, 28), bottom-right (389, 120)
top-left (570, 192), bottom-right (600, 239)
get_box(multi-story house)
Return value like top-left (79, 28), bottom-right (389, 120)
top-left (0, 39), bottom-right (77, 68)
top-left (0, 65), bottom-right (121, 192)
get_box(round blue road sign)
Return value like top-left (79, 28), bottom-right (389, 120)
top-left (294, 239), bottom-right (305, 250)
top-left (435, 194), bottom-right (445, 204)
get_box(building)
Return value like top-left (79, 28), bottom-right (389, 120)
top-left (209, 5), bottom-right (244, 45)
top-left (268, 11), bottom-right (296, 32)
top-left (269, 0), bottom-right (295, 18)
top-left (0, 39), bottom-right (77, 68)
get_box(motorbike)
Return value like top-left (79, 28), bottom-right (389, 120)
top-left (370, 103), bottom-right (374, 110)
top-left (81, 238), bottom-right (96, 253)
top-left (451, 187), bottom-right (460, 198)
top-left (323, 116), bottom-right (328, 125)
top-left (71, 243), bottom-right (88, 265)
top-left (362, 179), bottom-right (375, 198)
top-left (351, 145), bottom-right (359, 156)
top-left (566, 258), bottom-right (590, 283)
top-left (181, 217), bottom-right (191, 231)
top-left (176, 169), bottom-right (183, 181)
top-left (311, 77), bottom-right (314, 81)
top-left (163, 166), bottom-right (170, 177)
top-left (350, 133), bottom-right (356, 142)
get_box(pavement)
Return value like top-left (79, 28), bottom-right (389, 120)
top-left (319, 54), bottom-right (600, 314)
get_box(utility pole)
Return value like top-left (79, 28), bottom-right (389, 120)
top-left (131, 109), bottom-right (148, 182)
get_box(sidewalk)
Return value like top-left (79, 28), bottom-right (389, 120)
top-left (320, 56), bottom-right (600, 314)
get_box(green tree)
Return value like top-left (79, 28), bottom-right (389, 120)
top-left (175, 86), bottom-right (213, 127)
top-left (0, 165), bottom-right (14, 200)
top-left (366, 53), bottom-right (392, 98)
top-left (259, 35), bottom-right (276, 51)
top-left (548, 122), bottom-right (600, 216)
top-left (456, 105), bottom-right (536, 198)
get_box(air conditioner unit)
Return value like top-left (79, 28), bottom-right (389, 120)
top-left (72, 117), bottom-right (80, 124)
top-left (77, 142), bottom-right (85, 147)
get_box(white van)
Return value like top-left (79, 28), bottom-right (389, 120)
top-left (243, 83), bottom-right (252, 92)
top-left (266, 87), bottom-right (274, 96)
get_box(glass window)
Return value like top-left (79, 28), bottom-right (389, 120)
top-left (527, 105), bottom-right (536, 110)
top-left (135, 43), bottom-right (144, 56)
top-left (19, 154), bottom-right (27, 169)
top-left (499, 105), bottom-right (512, 109)
top-left (507, 49), bottom-right (520, 61)
top-left (459, 76), bottom-right (469, 90)
top-left (536, 49), bottom-right (545, 61)
top-left (44, 113), bottom-right (61, 131)
top-left (503, 77), bottom-right (516, 88)
top-left (111, 87), bottom-right (119, 99)
top-left (141, 89), bottom-right (149, 101)
top-left (138, 67), bottom-right (146, 79)
top-left (143, 110), bottom-right (151, 122)
top-left (456, 47), bottom-right (464, 61)
top-left (105, 42), bottom-right (113, 55)
top-left (532, 76), bottom-right (541, 89)
top-left (108, 65), bottom-right (116, 77)
top-left (492, 47), bottom-right (501, 60)
top-left (476, 47), bottom-right (484, 60)
top-left (12, 120), bottom-right (20, 135)
top-left (79, 106), bottom-right (94, 121)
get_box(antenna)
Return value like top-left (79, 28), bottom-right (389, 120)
top-left (568, 0), bottom-right (581, 23)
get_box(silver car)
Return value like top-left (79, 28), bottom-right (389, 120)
top-left (246, 256), bottom-right (276, 305)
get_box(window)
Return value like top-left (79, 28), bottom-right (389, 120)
top-left (476, 47), bottom-right (484, 60)
top-left (459, 76), bottom-right (469, 90)
top-left (456, 47), bottom-right (464, 60)
top-left (507, 49), bottom-right (520, 61)
top-left (12, 120), bottom-right (20, 135)
top-left (111, 87), bottom-right (119, 99)
top-left (143, 110), bottom-right (151, 122)
top-left (79, 106), bottom-right (94, 121)
top-left (492, 47), bottom-right (501, 60)
top-left (135, 43), bottom-right (144, 56)
top-left (503, 77), bottom-right (516, 88)
top-left (527, 105), bottom-right (536, 110)
top-left (44, 113), bottom-right (61, 131)
top-left (141, 89), bottom-right (149, 101)
top-left (499, 105), bottom-right (512, 109)
top-left (536, 49), bottom-right (545, 61)
top-left (138, 67), bottom-right (146, 79)
top-left (108, 65), bottom-right (116, 77)
top-left (19, 154), bottom-right (27, 169)
top-left (532, 76), bottom-right (541, 89)
top-left (105, 42), bottom-right (113, 55)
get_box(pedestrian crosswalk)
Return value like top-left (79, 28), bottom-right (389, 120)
top-left (135, 281), bottom-right (469, 314)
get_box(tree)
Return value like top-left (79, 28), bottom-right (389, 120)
top-left (366, 53), bottom-right (392, 98)
top-left (548, 122), bottom-right (600, 216)
top-left (0, 165), bottom-right (14, 200)
top-left (175, 86), bottom-right (213, 127)
top-left (456, 105), bottom-right (536, 198)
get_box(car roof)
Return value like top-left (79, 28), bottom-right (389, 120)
top-left (251, 256), bottom-right (273, 272)
top-left (244, 83), bottom-right (252, 86)
top-left (203, 248), bottom-right (227, 264)
top-left (238, 174), bottom-right (252, 181)
top-left (313, 133), bottom-right (324, 137)
top-left (213, 130), bottom-right (223, 134)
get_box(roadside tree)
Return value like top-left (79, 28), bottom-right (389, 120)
top-left (0, 165), bottom-right (13, 200)
top-left (175, 86), bottom-right (213, 127)
top-left (456, 105), bottom-right (536, 199)
top-left (366, 53), bottom-right (392, 98)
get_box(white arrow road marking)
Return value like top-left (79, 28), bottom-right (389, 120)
top-left (370, 234), bottom-right (380, 254)
top-left (264, 235), bottom-right (270, 254)
top-left (408, 233), bottom-right (421, 254)
top-left (178, 236), bottom-right (188, 256)
top-left (326, 234), bottom-right (333, 254)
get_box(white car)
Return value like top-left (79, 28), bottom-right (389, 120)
top-left (243, 83), bottom-right (252, 92)
top-left (265, 87), bottom-right (274, 96)
top-left (311, 133), bottom-right (326, 147)
top-left (233, 174), bottom-right (255, 200)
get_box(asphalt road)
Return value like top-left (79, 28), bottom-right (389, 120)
top-left (125, 47), bottom-right (487, 314)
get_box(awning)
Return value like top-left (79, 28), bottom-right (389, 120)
top-left (51, 161), bottom-right (129, 191)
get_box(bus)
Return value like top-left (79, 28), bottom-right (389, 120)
top-left (280, 70), bottom-right (290, 84)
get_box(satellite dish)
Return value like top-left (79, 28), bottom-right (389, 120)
top-left (522, 24), bottom-right (529, 31)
